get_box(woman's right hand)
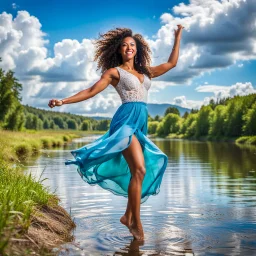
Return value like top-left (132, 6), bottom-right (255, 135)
top-left (174, 24), bottom-right (184, 39)
top-left (48, 99), bottom-right (63, 108)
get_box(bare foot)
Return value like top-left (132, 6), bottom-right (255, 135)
top-left (120, 215), bottom-right (132, 229)
top-left (129, 223), bottom-right (144, 241)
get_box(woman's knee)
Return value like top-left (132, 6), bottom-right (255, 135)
top-left (132, 166), bottom-right (146, 180)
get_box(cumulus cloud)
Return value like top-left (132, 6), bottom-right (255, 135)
top-left (148, 0), bottom-right (256, 83)
top-left (173, 95), bottom-right (206, 109)
top-left (174, 82), bottom-right (256, 109)
top-left (196, 81), bottom-right (256, 98)
top-left (0, 0), bottom-right (256, 116)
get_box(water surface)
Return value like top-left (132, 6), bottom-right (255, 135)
top-left (25, 135), bottom-right (256, 255)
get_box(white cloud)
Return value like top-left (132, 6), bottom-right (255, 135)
top-left (0, 0), bottom-right (256, 116)
top-left (148, 0), bottom-right (256, 83)
top-left (174, 82), bottom-right (256, 109)
top-left (196, 82), bottom-right (256, 98)
top-left (12, 3), bottom-right (18, 9)
top-left (173, 95), bottom-right (204, 109)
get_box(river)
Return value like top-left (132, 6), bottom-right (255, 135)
top-left (24, 134), bottom-right (256, 256)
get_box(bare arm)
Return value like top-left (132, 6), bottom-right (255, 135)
top-left (48, 69), bottom-right (114, 108)
top-left (149, 25), bottom-right (184, 78)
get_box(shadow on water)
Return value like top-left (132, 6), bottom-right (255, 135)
top-left (24, 135), bottom-right (256, 256)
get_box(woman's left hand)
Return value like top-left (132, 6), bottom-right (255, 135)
top-left (174, 24), bottom-right (184, 39)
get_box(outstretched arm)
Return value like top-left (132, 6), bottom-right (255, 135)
top-left (48, 69), bottom-right (114, 108)
top-left (149, 24), bottom-right (184, 78)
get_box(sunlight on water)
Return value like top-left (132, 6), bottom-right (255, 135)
top-left (24, 135), bottom-right (256, 255)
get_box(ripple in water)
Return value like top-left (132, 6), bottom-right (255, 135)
top-left (24, 135), bottom-right (256, 255)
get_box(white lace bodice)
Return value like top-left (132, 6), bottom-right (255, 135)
top-left (113, 66), bottom-right (151, 104)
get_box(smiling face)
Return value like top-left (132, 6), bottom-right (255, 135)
top-left (119, 36), bottom-right (137, 62)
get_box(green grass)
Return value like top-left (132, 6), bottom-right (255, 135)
top-left (0, 129), bottom-right (94, 254)
top-left (0, 129), bottom-right (85, 162)
top-left (0, 160), bottom-right (56, 254)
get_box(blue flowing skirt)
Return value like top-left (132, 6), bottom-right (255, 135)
top-left (65, 101), bottom-right (168, 204)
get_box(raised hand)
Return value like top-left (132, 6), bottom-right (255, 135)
top-left (174, 24), bottom-right (184, 39)
top-left (48, 99), bottom-right (63, 108)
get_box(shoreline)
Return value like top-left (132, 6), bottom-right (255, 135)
top-left (0, 130), bottom-right (98, 255)
top-left (149, 133), bottom-right (256, 146)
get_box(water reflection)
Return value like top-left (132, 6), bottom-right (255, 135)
top-left (24, 135), bottom-right (256, 255)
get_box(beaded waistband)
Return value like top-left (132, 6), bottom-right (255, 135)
top-left (122, 101), bottom-right (147, 106)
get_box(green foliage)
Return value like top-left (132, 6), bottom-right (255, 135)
top-left (0, 160), bottom-right (54, 253)
top-left (0, 60), bottom-right (24, 130)
top-left (23, 105), bottom-right (105, 131)
top-left (156, 122), bottom-right (165, 137)
top-left (182, 111), bottom-right (189, 119)
top-left (95, 119), bottom-right (110, 131)
top-left (53, 116), bottom-right (66, 129)
top-left (154, 115), bottom-right (161, 121)
top-left (209, 105), bottom-right (226, 137)
top-left (186, 120), bottom-right (197, 137)
top-left (43, 119), bottom-right (50, 129)
top-left (164, 106), bottom-right (180, 117)
top-left (157, 93), bottom-right (256, 140)
top-left (242, 102), bottom-right (256, 135)
top-left (195, 105), bottom-right (213, 137)
top-left (148, 114), bottom-right (153, 122)
top-left (156, 113), bottom-right (181, 136)
top-left (81, 120), bottom-right (91, 131)
top-left (224, 100), bottom-right (243, 136)
top-left (4, 105), bottom-right (25, 131)
top-left (148, 121), bottom-right (159, 134)
top-left (180, 113), bottom-right (198, 136)
top-left (67, 119), bottom-right (78, 129)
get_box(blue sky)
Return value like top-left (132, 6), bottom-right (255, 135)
top-left (0, 0), bottom-right (255, 116)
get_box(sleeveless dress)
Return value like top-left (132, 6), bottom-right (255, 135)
top-left (65, 66), bottom-right (168, 204)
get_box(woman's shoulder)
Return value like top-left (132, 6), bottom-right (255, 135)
top-left (103, 67), bottom-right (120, 87)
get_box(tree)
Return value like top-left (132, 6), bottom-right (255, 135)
top-left (190, 108), bottom-right (199, 114)
top-left (95, 120), bottom-right (109, 131)
top-left (67, 119), bottom-right (77, 129)
top-left (209, 105), bottom-right (226, 137)
top-left (154, 115), bottom-right (160, 121)
top-left (148, 121), bottom-right (159, 134)
top-left (43, 119), bottom-right (50, 129)
top-left (195, 105), bottom-right (213, 136)
top-left (4, 105), bottom-right (24, 131)
top-left (0, 58), bottom-right (24, 130)
top-left (81, 120), bottom-right (91, 131)
top-left (182, 111), bottom-right (189, 119)
top-left (180, 113), bottom-right (198, 136)
top-left (224, 99), bottom-right (243, 136)
top-left (53, 116), bottom-right (66, 129)
top-left (242, 102), bottom-right (256, 135)
top-left (164, 107), bottom-right (180, 116)
top-left (25, 114), bottom-right (34, 129)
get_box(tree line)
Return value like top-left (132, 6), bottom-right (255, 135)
top-left (148, 94), bottom-right (256, 138)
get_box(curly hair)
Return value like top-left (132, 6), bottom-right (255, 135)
top-left (93, 27), bottom-right (153, 78)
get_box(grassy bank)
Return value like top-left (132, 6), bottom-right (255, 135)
top-left (0, 129), bottom-right (107, 163)
top-left (152, 133), bottom-right (256, 146)
top-left (0, 129), bottom-right (103, 255)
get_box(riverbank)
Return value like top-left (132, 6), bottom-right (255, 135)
top-left (150, 133), bottom-right (256, 146)
top-left (0, 129), bottom-right (104, 255)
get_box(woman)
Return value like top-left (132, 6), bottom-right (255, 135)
top-left (48, 25), bottom-right (184, 241)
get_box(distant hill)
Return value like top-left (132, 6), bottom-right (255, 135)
top-left (88, 116), bottom-right (112, 120)
top-left (147, 103), bottom-right (191, 117)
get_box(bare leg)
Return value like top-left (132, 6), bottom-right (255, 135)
top-left (120, 198), bottom-right (132, 228)
top-left (120, 135), bottom-right (145, 240)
